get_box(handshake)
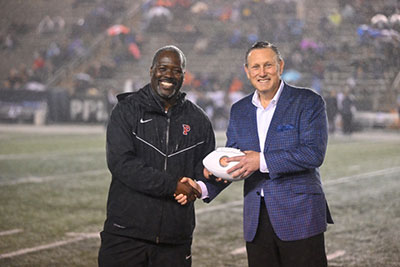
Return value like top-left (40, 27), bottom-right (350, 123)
top-left (174, 177), bottom-right (202, 205)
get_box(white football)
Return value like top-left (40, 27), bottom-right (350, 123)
top-left (202, 147), bottom-right (250, 182)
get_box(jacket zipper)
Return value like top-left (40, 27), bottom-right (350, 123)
top-left (157, 111), bottom-right (170, 244)
top-left (164, 113), bottom-right (170, 171)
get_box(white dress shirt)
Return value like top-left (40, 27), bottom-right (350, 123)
top-left (252, 81), bottom-right (284, 196)
top-left (252, 81), bottom-right (284, 173)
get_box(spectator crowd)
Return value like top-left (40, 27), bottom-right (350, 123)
top-left (1, 0), bottom-right (399, 130)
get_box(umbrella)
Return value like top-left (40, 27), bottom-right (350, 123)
top-left (107, 24), bottom-right (130, 36)
top-left (190, 2), bottom-right (208, 14)
top-left (129, 43), bottom-right (141, 60)
top-left (390, 14), bottom-right (400, 25)
top-left (147, 6), bottom-right (173, 20)
top-left (371, 14), bottom-right (389, 28)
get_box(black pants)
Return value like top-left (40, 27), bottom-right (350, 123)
top-left (246, 200), bottom-right (327, 267)
top-left (341, 113), bottom-right (353, 134)
top-left (98, 231), bottom-right (192, 267)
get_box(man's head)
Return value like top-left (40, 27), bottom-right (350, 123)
top-left (150, 45), bottom-right (186, 105)
top-left (244, 41), bottom-right (284, 96)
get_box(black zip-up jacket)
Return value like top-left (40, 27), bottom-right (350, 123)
top-left (103, 84), bottom-right (215, 244)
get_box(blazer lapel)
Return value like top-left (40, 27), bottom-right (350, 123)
top-left (247, 97), bottom-right (260, 151)
top-left (264, 84), bottom-right (293, 151)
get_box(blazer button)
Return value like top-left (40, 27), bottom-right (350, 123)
top-left (256, 192), bottom-right (260, 195)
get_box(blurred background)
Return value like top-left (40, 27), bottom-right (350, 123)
top-left (0, 0), bottom-right (399, 133)
top-left (1, 1), bottom-right (400, 266)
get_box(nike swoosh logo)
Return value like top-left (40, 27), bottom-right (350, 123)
top-left (185, 255), bottom-right (192, 260)
top-left (140, 118), bottom-right (152, 123)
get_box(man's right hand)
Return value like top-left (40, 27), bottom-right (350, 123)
top-left (174, 177), bottom-right (201, 205)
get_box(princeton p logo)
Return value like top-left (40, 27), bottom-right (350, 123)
top-left (182, 124), bottom-right (191, 135)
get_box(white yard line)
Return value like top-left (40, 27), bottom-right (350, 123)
top-left (0, 167), bottom-right (398, 260)
top-left (230, 246), bottom-right (246, 255)
top-left (0, 202), bottom-right (246, 260)
top-left (225, 167), bottom-right (399, 257)
top-left (65, 232), bottom-right (99, 238)
top-left (0, 229), bottom-right (23, 236)
top-left (2, 165), bottom-right (397, 188)
top-left (324, 166), bottom-right (400, 186)
top-left (197, 167), bottom-right (400, 216)
top-left (0, 233), bottom-right (99, 260)
top-left (327, 250), bottom-right (346, 260)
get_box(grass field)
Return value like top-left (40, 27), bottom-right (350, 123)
top-left (0, 124), bottom-right (399, 266)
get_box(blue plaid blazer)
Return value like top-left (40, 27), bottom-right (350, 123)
top-left (206, 83), bottom-right (333, 242)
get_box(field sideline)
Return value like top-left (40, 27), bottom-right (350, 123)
top-left (0, 124), bottom-right (399, 266)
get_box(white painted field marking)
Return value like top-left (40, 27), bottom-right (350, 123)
top-left (0, 229), bottom-right (23, 236)
top-left (66, 232), bottom-right (99, 239)
top-left (0, 169), bottom-right (108, 186)
top-left (0, 202), bottom-right (245, 260)
top-left (198, 166), bottom-right (400, 216)
top-left (230, 246), bottom-right (246, 255)
top-left (1, 165), bottom-right (397, 188)
top-left (327, 250), bottom-right (346, 260)
top-left (224, 167), bottom-right (399, 256)
top-left (0, 232), bottom-right (99, 260)
top-left (0, 167), bottom-right (397, 259)
top-left (324, 166), bottom-right (400, 186)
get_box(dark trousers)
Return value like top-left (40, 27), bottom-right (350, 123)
top-left (341, 113), bottom-right (353, 134)
top-left (98, 231), bottom-right (192, 267)
top-left (246, 200), bottom-right (327, 267)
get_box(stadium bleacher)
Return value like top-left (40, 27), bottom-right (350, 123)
top-left (1, 0), bottom-right (399, 129)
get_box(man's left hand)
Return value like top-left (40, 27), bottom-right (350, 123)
top-left (226, 150), bottom-right (260, 179)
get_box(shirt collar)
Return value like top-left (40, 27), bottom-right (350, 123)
top-left (252, 80), bottom-right (284, 109)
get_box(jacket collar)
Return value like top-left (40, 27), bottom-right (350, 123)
top-left (140, 84), bottom-right (186, 113)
